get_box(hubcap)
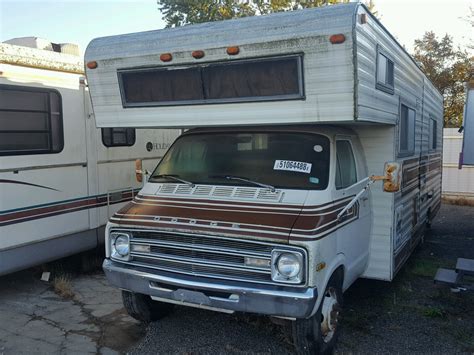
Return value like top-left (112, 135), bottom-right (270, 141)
top-left (320, 287), bottom-right (340, 343)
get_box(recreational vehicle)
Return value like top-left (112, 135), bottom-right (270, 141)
top-left (0, 39), bottom-right (180, 275)
top-left (85, 3), bottom-right (443, 353)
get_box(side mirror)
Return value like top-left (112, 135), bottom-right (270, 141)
top-left (135, 159), bottom-right (143, 183)
top-left (370, 162), bottom-right (401, 193)
top-left (382, 162), bottom-right (401, 192)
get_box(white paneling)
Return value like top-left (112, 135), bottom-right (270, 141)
top-left (353, 125), bottom-right (395, 280)
top-left (443, 128), bottom-right (474, 196)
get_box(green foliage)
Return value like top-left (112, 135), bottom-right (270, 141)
top-left (156, 0), bottom-right (375, 28)
top-left (413, 31), bottom-right (472, 128)
top-left (422, 307), bottom-right (445, 318)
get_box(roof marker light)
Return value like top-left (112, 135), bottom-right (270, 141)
top-left (160, 53), bottom-right (172, 62)
top-left (226, 46), bottom-right (240, 55)
top-left (329, 34), bottom-right (346, 44)
top-left (86, 61), bottom-right (98, 69)
top-left (192, 50), bottom-right (205, 59)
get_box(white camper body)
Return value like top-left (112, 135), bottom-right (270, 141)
top-left (0, 42), bottom-right (180, 275)
top-left (85, 3), bottom-right (443, 352)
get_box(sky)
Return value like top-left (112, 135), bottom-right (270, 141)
top-left (0, 0), bottom-right (472, 55)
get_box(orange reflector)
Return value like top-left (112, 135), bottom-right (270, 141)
top-left (86, 61), bottom-right (98, 69)
top-left (329, 34), bottom-right (346, 44)
top-left (160, 53), bottom-right (172, 62)
top-left (226, 46), bottom-right (240, 55)
top-left (192, 50), bottom-right (205, 59)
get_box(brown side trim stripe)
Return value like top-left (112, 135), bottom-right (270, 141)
top-left (0, 190), bottom-right (134, 227)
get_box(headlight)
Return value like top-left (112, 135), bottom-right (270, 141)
top-left (271, 250), bottom-right (304, 284)
top-left (111, 233), bottom-right (130, 260)
top-left (277, 253), bottom-right (301, 278)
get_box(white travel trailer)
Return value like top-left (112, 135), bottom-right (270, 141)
top-left (0, 39), bottom-right (179, 275)
top-left (85, 3), bottom-right (443, 353)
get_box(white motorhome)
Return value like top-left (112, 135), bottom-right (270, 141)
top-left (85, 4), bottom-right (443, 353)
top-left (0, 39), bottom-right (180, 275)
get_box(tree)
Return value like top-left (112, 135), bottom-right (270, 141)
top-left (413, 32), bottom-right (472, 127)
top-left (157, 0), bottom-right (377, 28)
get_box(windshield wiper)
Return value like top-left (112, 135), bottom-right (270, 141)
top-left (150, 174), bottom-right (195, 187)
top-left (210, 175), bottom-right (275, 192)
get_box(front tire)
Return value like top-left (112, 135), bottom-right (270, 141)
top-left (292, 274), bottom-right (343, 354)
top-left (122, 291), bottom-right (174, 322)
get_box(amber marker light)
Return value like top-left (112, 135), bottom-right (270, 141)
top-left (192, 50), bottom-right (205, 59)
top-left (160, 53), bottom-right (172, 62)
top-left (86, 61), bottom-right (98, 69)
top-left (226, 46), bottom-right (240, 55)
top-left (329, 34), bottom-right (346, 44)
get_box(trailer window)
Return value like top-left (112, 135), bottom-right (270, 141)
top-left (376, 49), bottom-right (394, 94)
top-left (335, 140), bottom-right (357, 189)
top-left (0, 85), bottom-right (63, 156)
top-left (118, 55), bottom-right (303, 107)
top-left (429, 117), bottom-right (437, 150)
top-left (102, 128), bottom-right (136, 147)
top-left (399, 104), bottom-right (416, 156)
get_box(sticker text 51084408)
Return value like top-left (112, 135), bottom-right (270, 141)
top-left (273, 160), bottom-right (312, 174)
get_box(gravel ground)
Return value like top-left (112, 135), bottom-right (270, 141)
top-left (130, 203), bottom-right (474, 354)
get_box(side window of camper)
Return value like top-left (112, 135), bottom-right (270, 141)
top-left (376, 49), bottom-right (394, 94)
top-left (102, 128), bottom-right (136, 147)
top-left (335, 140), bottom-right (357, 189)
top-left (118, 55), bottom-right (304, 107)
top-left (429, 117), bottom-right (437, 150)
top-left (399, 104), bottom-right (416, 156)
top-left (0, 85), bottom-right (63, 156)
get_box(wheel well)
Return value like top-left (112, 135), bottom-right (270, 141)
top-left (331, 265), bottom-right (345, 288)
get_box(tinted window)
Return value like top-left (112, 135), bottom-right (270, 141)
top-left (335, 140), bottom-right (357, 189)
top-left (119, 56), bottom-right (303, 107)
top-left (150, 132), bottom-right (330, 190)
top-left (102, 128), bottom-right (136, 147)
top-left (399, 104), bottom-right (416, 156)
top-left (0, 85), bottom-right (63, 156)
top-left (376, 50), bottom-right (394, 94)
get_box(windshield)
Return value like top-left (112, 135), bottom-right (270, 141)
top-left (150, 132), bottom-right (330, 190)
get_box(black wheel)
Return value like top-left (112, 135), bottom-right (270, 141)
top-left (292, 274), bottom-right (343, 355)
top-left (122, 291), bottom-right (174, 322)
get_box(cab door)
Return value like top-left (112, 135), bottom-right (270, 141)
top-left (332, 136), bottom-right (372, 285)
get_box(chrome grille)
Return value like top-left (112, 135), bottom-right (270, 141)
top-left (112, 229), bottom-right (305, 286)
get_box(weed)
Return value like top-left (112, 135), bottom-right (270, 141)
top-left (52, 274), bottom-right (75, 299)
top-left (422, 307), bottom-right (445, 318)
top-left (408, 258), bottom-right (451, 278)
top-left (441, 196), bottom-right (474, 207)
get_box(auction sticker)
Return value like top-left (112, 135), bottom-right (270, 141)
top-left (274, 160), bottom-right (312, 174)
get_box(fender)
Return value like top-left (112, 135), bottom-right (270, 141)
top-left (309, 252), bottom-right (346, 317)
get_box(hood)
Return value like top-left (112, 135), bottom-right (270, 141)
top-left (110, 192), bottom-right (308, 243)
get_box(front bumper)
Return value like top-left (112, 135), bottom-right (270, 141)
top-left (103, 259), bottom-right (317, 318)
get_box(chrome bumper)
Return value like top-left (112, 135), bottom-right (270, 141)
top-left (103, 259), bottom-right (317, 318)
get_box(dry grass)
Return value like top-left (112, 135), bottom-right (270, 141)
top-left (441, 196), bottom-right (474, 207)
top-left (52, 275), bottom-right (75, 299)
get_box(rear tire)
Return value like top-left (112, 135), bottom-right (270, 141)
top-left (122, 291), bottom-right (174, 322)
top-left (292, 274), bottom-right (343, 355)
